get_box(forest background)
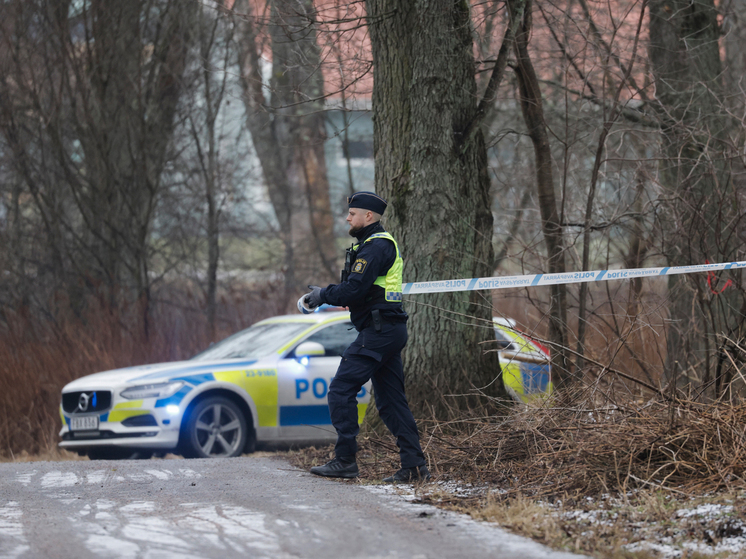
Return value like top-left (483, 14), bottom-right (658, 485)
top-left (0, 0), bottom-right (745, 470)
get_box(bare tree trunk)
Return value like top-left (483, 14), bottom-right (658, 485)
top-left (81, 0), bottom-right (194, 332)
top-left (366, 0), bottom-right (508, 418)
top-left (233, 0), bottom-right (295, 291)
top-left (723, 0), bottom-right (746, 117)
top-left (0, 0), bottom-right (195, 330)
top-left (575, 0), bottom-right (647, 371)
top-left (191, 6), bottom-right (231, 340)
top-left (269, 0), bottom-right (337, 287)
top-left (234, 0), bottom-right (336, 295)
top-left (511, 0), bottom-right (571, 386)
top-left (649, 0), bottom-right (741, 391)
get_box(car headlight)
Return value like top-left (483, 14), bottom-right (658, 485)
top-left (120, 381), bottom-right (185, 400)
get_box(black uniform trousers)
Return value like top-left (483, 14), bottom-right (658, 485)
top-left (327, 321), bottom-right (425, 468)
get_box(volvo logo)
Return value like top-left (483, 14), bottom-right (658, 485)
top-left (77, 392), bottom-right (96, 412)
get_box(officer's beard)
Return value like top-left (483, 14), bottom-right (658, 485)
top-left (348, 225), bottom-right (363, 238)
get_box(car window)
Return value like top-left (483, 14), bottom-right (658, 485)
top-left (191, 322), bottom-right (311, 361)
top-left (494, 327), bottom-right (518, 351)
top-left (291, 321), bottom-right (357, 358)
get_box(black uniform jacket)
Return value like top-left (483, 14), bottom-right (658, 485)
top-left (320, 221), bottom-right (408, 331)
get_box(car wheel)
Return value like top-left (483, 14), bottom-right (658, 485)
top-left (87, 448), bottom-right (153, 460)
top-left (182, 396), bottom-right (247, 458)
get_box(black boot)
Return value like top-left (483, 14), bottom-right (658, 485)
top-left (383, 464), bottom-right (431, 483)
top-left (310, 457), bottom-right (359, 479)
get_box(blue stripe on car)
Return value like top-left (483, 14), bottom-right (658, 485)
top-left (520, 362), bottom-right (550, 393)
top-left (171, 373), bottom-right (216, 385)
top-left (155, 385), bottom-right (193, 408)
top-left (279, 405), bottom-right (331, 426)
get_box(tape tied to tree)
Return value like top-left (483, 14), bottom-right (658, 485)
top-left (401, 261), bottom-right (746, 295)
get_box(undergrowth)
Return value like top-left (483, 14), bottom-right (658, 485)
top-left (288, 391), bottom-right (746, 558)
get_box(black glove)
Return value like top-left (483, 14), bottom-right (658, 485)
top-left (304, 285), bottom-right (323, 309)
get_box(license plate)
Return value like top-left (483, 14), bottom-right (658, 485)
top-left (71, 416), bottom-right (99, 431)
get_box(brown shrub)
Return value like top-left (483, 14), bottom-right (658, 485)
top-left (421, 393), bottom-right (746, 497)
top-left (291, 390), bottom-right (746, 499)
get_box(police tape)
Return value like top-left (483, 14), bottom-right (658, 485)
top-left (401, 260), bottom-right (746, 295)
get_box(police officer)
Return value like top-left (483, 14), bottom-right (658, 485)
top-left (304, 191), bottom-right (430, 483)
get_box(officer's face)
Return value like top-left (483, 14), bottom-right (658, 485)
top-left (346, 208), bottom-right (369, 235)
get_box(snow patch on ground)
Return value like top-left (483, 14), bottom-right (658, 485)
top-left (409, 480), bottom-right (746, 558)
top-left (676, 503), bottom-right (734, 519)
top-left (0, 501), bottom-right (29, 559)
top-left (361, 483), bottom-right (585, 558)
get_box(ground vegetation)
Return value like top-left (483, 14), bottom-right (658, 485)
top-left (291, 386), bottom-right (746, 558)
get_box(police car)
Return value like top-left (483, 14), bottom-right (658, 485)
top-left (59, 311), bottom-right (550, 460)
top-left (493, 317), bottom-right (552, 402)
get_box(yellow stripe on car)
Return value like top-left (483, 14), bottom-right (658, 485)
top-left (502, 363), bottom-right (524, 398)
top-left (495, 323), bottom-right (553, 403)
top-left (214, 369), bottom-right (279, 427)
top-left (108, 400), bottom-right (149, 423)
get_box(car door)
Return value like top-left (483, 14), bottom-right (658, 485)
top-left (495, 324), bottom-right (551, 401)
top-left (277, 320), bottom-right (368, 441)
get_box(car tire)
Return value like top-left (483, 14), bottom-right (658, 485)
top-left (243, 431), bottom-right (256, 454)
top-left (182, 396), bottom-right (248, 459)
top-left (86, 448), bottom-right (153, 460)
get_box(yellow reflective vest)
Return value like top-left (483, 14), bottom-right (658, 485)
top-left (355, 232), bottom-right (403, 303)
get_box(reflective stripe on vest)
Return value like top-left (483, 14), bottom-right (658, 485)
top-left (354, 232), bottom-right (403, 303)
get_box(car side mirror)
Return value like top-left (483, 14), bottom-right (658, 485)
top-left (295, 341), bottom-right (326, 358)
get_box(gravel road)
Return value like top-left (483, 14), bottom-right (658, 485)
top-left (0, 456), bottom-right (582, 559)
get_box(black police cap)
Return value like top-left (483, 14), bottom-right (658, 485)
top-left (347, 191), bottom-right (387, 215)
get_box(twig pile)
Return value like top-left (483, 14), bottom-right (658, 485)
top-left (420, 396), bottom-right (746, 497)
top-left (291, 396), bottom-right (746, 499)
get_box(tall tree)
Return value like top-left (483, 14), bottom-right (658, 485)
top-left (187, 2), bottom-right (240, 338)
top-left (723, 0), bottom-right (746, 117)
top-left (365, 0), bottom-right (508, 416)
top-left (510, 0), bottom-right (570, 385)
top-left (649, 0), bottom-right (744, 391)
top-left (234, 0), bottom-right (337, 295)
top-left (0, 0), bottom-right (197, 332)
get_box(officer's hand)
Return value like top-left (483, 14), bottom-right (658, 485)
top-left (304, 285), bottom-right (323, 309)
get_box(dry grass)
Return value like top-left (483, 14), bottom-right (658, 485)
top-left (406, 391), bottom-right (745, 499)
top-left (288, 390), bottom-right (746, 558)
top-left (290, 391), bottom-right (746, 496)
top-left (0, 448), bottom-right (88, 463)
top-left (467, 489), bottom-right (746, 558)
top-left (474, 494), bottom-right (565, 544)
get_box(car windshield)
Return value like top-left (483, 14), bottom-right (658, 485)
top-left (191, 322), bottom-right (311, 361)
top-left (494, 327), bottom-right (517, 351)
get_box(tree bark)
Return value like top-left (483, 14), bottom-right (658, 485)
top-left (723, 0), bottom-right (746, 117)
top-left (0, 0), bottom-right (196, 329)
top-left (235, 0), bottom-right (336, 294)
top-left (511, 0), bottom-right (571, 386)
top-left (366, 0), bottom-right (508, 418)
top-left (269, 0), bottom-right (337, 287)
top-left (79, 0), bottom-right (194, 331)
top-left (648, 0), bottom-right (742, 391)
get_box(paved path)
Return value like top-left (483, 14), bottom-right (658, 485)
top-left (0, 456), bottom-right (582, 559)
